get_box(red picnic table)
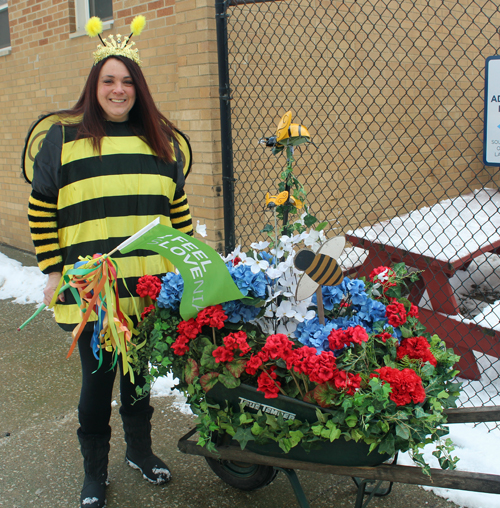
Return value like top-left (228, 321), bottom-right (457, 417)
top-left (345, 188), bottom-right (500, 380)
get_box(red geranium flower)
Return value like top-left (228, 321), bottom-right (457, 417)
top-left (286, 346), bottom-right (317, 374)
top-left (369, 266), bottom-right (397, 294)
top-left (257, 367), bottom-right (281, 399)
top-left (408, 304), bottom-right (419, 319)
top-left (386, 302), bottom-right (407, 327)
top-left (371, 366), bottom-right (426, 406)
top-left (307, 351), bottom-right (338, 384)
top-left (375, 332), bottom-right (393, 343)
top-left (397, 336), bottom-right (437, 367)
top-left (262, 333), bottom-right (294, 360)
top-left (177, 318), bottom-right (202, 339)
top-left (328, 326), bottom-right (369, 351)
top-left (245, 354), bottom-right (264, 375)
top-left (172, 334), bottom-right (190, 356)
top-left (332, 370), bottom-right (362, 395)
top-left (213, 345), bottom-right (234, 363)
top-left (141, 304), bottom-right (155, 320)
top-left (136, 275), bottom-right (162, 301)
top-left (196, 305), bottom-right (228, 329)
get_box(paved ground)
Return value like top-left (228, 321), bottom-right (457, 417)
top-left (0, 244), bottom-right (459, 508)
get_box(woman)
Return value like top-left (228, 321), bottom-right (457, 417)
top-left (27, 17), bottom-right (192, 508)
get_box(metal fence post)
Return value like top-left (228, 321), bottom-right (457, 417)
top-left (215, 0), bottom-right (236, 255)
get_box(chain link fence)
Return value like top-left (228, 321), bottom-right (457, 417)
top-left (222, 0), bottom-right (500, 424)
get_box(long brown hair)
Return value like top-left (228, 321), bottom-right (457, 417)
top-left (57, 56), bottom-right (175, 162)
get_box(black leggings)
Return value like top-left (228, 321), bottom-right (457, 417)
top-left (78, 330), bottom-right (151, 435)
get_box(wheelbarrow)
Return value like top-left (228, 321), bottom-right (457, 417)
top-left (177, 406), bottom-right (500, 508)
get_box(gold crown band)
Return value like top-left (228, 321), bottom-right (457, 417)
top-left (86, 15), bottom-right (146, 67)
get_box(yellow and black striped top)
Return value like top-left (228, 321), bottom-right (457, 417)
top-left (28, 121), bottom-right (193, 331)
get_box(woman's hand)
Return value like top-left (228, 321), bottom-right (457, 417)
top-left (43, 272), bottom-right (65, 306)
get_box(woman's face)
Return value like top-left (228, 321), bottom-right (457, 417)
top-left (97, 58), bottom-right (136, 122)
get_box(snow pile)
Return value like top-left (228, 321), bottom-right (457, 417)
top-left (0, 252), bottom-right (46, 305)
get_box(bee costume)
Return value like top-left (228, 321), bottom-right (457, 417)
top-left (25, 16), bottom-right (188, 508)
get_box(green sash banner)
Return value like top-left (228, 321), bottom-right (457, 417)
top-left (120, 224), bottom-right (244, 320)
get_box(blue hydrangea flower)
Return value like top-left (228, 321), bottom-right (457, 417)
top-left (259, 251), bottom-right (277, 265)
top-left (295, 317), bottom-right (337, 353)
top-left (357, 298), bottom-right (387, 326)
top-left (313, 285), bottom-right (344, 310)
top-left (157, 272), bottom-right (184, 311)
top-left (222, 300), bottom-right (261, 323)
top-left (226, 263), bottom-right (268, 299)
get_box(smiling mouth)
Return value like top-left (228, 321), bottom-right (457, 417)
top-left (110, 99), bottom-right (126, 103)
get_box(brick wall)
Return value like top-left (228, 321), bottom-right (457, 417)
top-left (0, 0), bottom-right (224, 254)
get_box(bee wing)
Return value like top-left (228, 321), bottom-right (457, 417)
top-left (295, 272), bottom-right (319, 301)
top-left (317, 235), bottom-right (346, 260)
top-left (276, 111), bottom-right (293, 142)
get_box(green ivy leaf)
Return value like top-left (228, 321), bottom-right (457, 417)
top-left (303, 214), bottom-right (318, 227)
top-left (396, 423), bottom-right (410, 440)
top-left (251, 422), bottom-right (264, 436)
top-left (378, 433), bottom-right (396, 455)
top-left (400, 324), bottom-right (414, 338)
top-left (345, 415), bottom-right (358, 427)
top-left (234, 427), bottom-right (255, 449)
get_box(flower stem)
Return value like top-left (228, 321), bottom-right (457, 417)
top-left (212, 327), bottom-right (216, 345)
top-left (291, 370), bottom-right (305, 399)
top-left (301, 373), bottom-right (309, 393)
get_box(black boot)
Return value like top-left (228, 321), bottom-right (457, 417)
top-left (120, 407), bottom-right (172, 485)
top-left (77, 427), bottom-right (110, 508)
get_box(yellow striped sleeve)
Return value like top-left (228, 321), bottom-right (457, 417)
top-left (170, 191), bottom-right (193, 236)
top-left (28, 191), bottom-right (63, 274)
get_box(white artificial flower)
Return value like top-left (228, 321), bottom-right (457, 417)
top-left (245, 253), bottom-right (269, 274)
top-left (304, 229), bottom-right (326, 252)
top-left (265, 289), bottom-right (283, 304)
top-left (195, 221), bottom-right (207, 237)
top-left (250, 240), bottom-right (270, 251)
top-left (266, 266), bottom-right (286, 280)
top-left (291, 231), bottom-right (309, 245)
top-left (374, 269), bottom-right (389, 283)
top-left (270, 245), bottom-right (285, 258)
top-left (222, 245), bottom-right (241, 263)
top-left (294, 301), bottom-right (316, 322)
top-left (275, 300), bottom-right (297, 319)
top-left (294, 211), bottom-right (307, 227)
top-left (276, 320), bottom-right (298, 336)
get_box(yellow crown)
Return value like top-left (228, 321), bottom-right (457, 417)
top-left (85, 15), bottom-right (146, 67)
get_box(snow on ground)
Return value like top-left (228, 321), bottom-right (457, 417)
top-left (1, 249), bottom-right (499, 507)
top-left (0, 252), bottom-right (47, 305)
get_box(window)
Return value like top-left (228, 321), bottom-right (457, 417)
top-left (0, 0), bottom-right (10, 51)
top-left (75, 0), bottom-right (113, 33)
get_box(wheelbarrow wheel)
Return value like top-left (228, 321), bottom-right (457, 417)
top-left (205, 457), bottom-right (278, 491)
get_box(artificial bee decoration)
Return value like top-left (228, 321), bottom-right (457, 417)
top-left (294, 236), bottom-right (345, 302)
top-left (260, 110), bottom-right (312, 155)
top-left (265, 191), bottom-right (303, 210)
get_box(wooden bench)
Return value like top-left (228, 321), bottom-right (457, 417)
top-left (345, 188), bottom-right (500, 380)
